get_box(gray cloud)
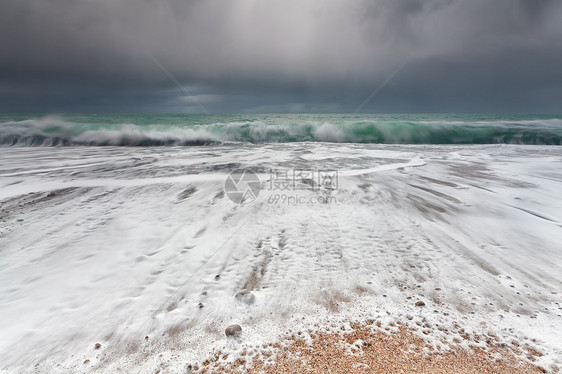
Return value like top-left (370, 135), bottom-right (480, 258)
top-left (0, 0), bottom-right (561, 112)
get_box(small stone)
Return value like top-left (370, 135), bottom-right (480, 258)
top-left (198, 302), bottom-right (204, 309)
top-left (214, 275), bottom-right (220, 280)
top-left (435, 287), bottom-right (441, 291)
top-left (415, 301), bottom-right (426, 307)
top-left (201, 291), bottom-right (208, 296)
top-left (235, 290), bottom-right (255, 305)
top-left (225, 324), bottom-right (242, 337)
top-left (94, 343), bottom-right (101, 349)
top-left (83, 359), bottom-right (90, 364)
top-left (145, 336), bottom-right (149, 341)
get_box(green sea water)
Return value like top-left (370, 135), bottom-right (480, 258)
top-left (0, 113), bottom-right (561, 146)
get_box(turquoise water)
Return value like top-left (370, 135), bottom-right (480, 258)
top-left (1, 113), bottom-right (561, 145)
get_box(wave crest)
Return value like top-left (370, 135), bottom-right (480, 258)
top-left (1, 116), bottom-right (561, 146)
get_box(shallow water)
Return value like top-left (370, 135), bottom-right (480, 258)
top-left (1, 143), bottom-right (561, 372)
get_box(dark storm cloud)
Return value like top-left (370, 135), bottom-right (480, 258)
top-left (0, 0), bottom-right (561, 112)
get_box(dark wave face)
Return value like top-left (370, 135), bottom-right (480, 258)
top-left (1, 114), bottom-right (561, 146)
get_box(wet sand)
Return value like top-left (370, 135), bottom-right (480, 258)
top-left (199, 322), bottom-right (547, 373)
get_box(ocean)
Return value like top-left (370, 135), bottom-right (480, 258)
top-left (1, 114), bottom-right (561, 372)
top-left (1, 113), bottom-right (562, 146)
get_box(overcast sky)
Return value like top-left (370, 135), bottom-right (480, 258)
top-left (1, 0), bottom-right (561, 113)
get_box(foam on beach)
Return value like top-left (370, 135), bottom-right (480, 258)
top-left (0, 143), bottom-right (561, 373)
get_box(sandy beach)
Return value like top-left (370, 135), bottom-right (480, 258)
top-left (3, 0), bottom-right (562, 370)
top-left (199, 322), bottom-right (546, 373)
top-left (1, 142), bottom-right (561, 373)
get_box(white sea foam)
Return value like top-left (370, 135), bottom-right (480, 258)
top-left (0, 143), bottom-right (561, 373)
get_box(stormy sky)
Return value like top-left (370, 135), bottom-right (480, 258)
top-left (1, 0), bottom-right (561, 113)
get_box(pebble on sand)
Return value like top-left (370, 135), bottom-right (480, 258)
top-left (415, 301), bottom-right (426, 306)
top-left (94, 343), bottom-right (101, 349)
top-left (225, 324), bottom-right (242, 337)
top-left (235, 290), bottom-right (255, 305)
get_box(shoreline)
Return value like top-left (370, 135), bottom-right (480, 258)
top-left (1, 144), bottom-right (561, 373)
top-left (196, 321), bottom-right (548, 373)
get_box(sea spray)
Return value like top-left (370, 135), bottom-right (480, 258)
top-left (1, 114), bottom-right (561, 146)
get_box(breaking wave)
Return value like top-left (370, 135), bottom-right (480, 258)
top-left (1, 115), bottom-right (561, 146)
